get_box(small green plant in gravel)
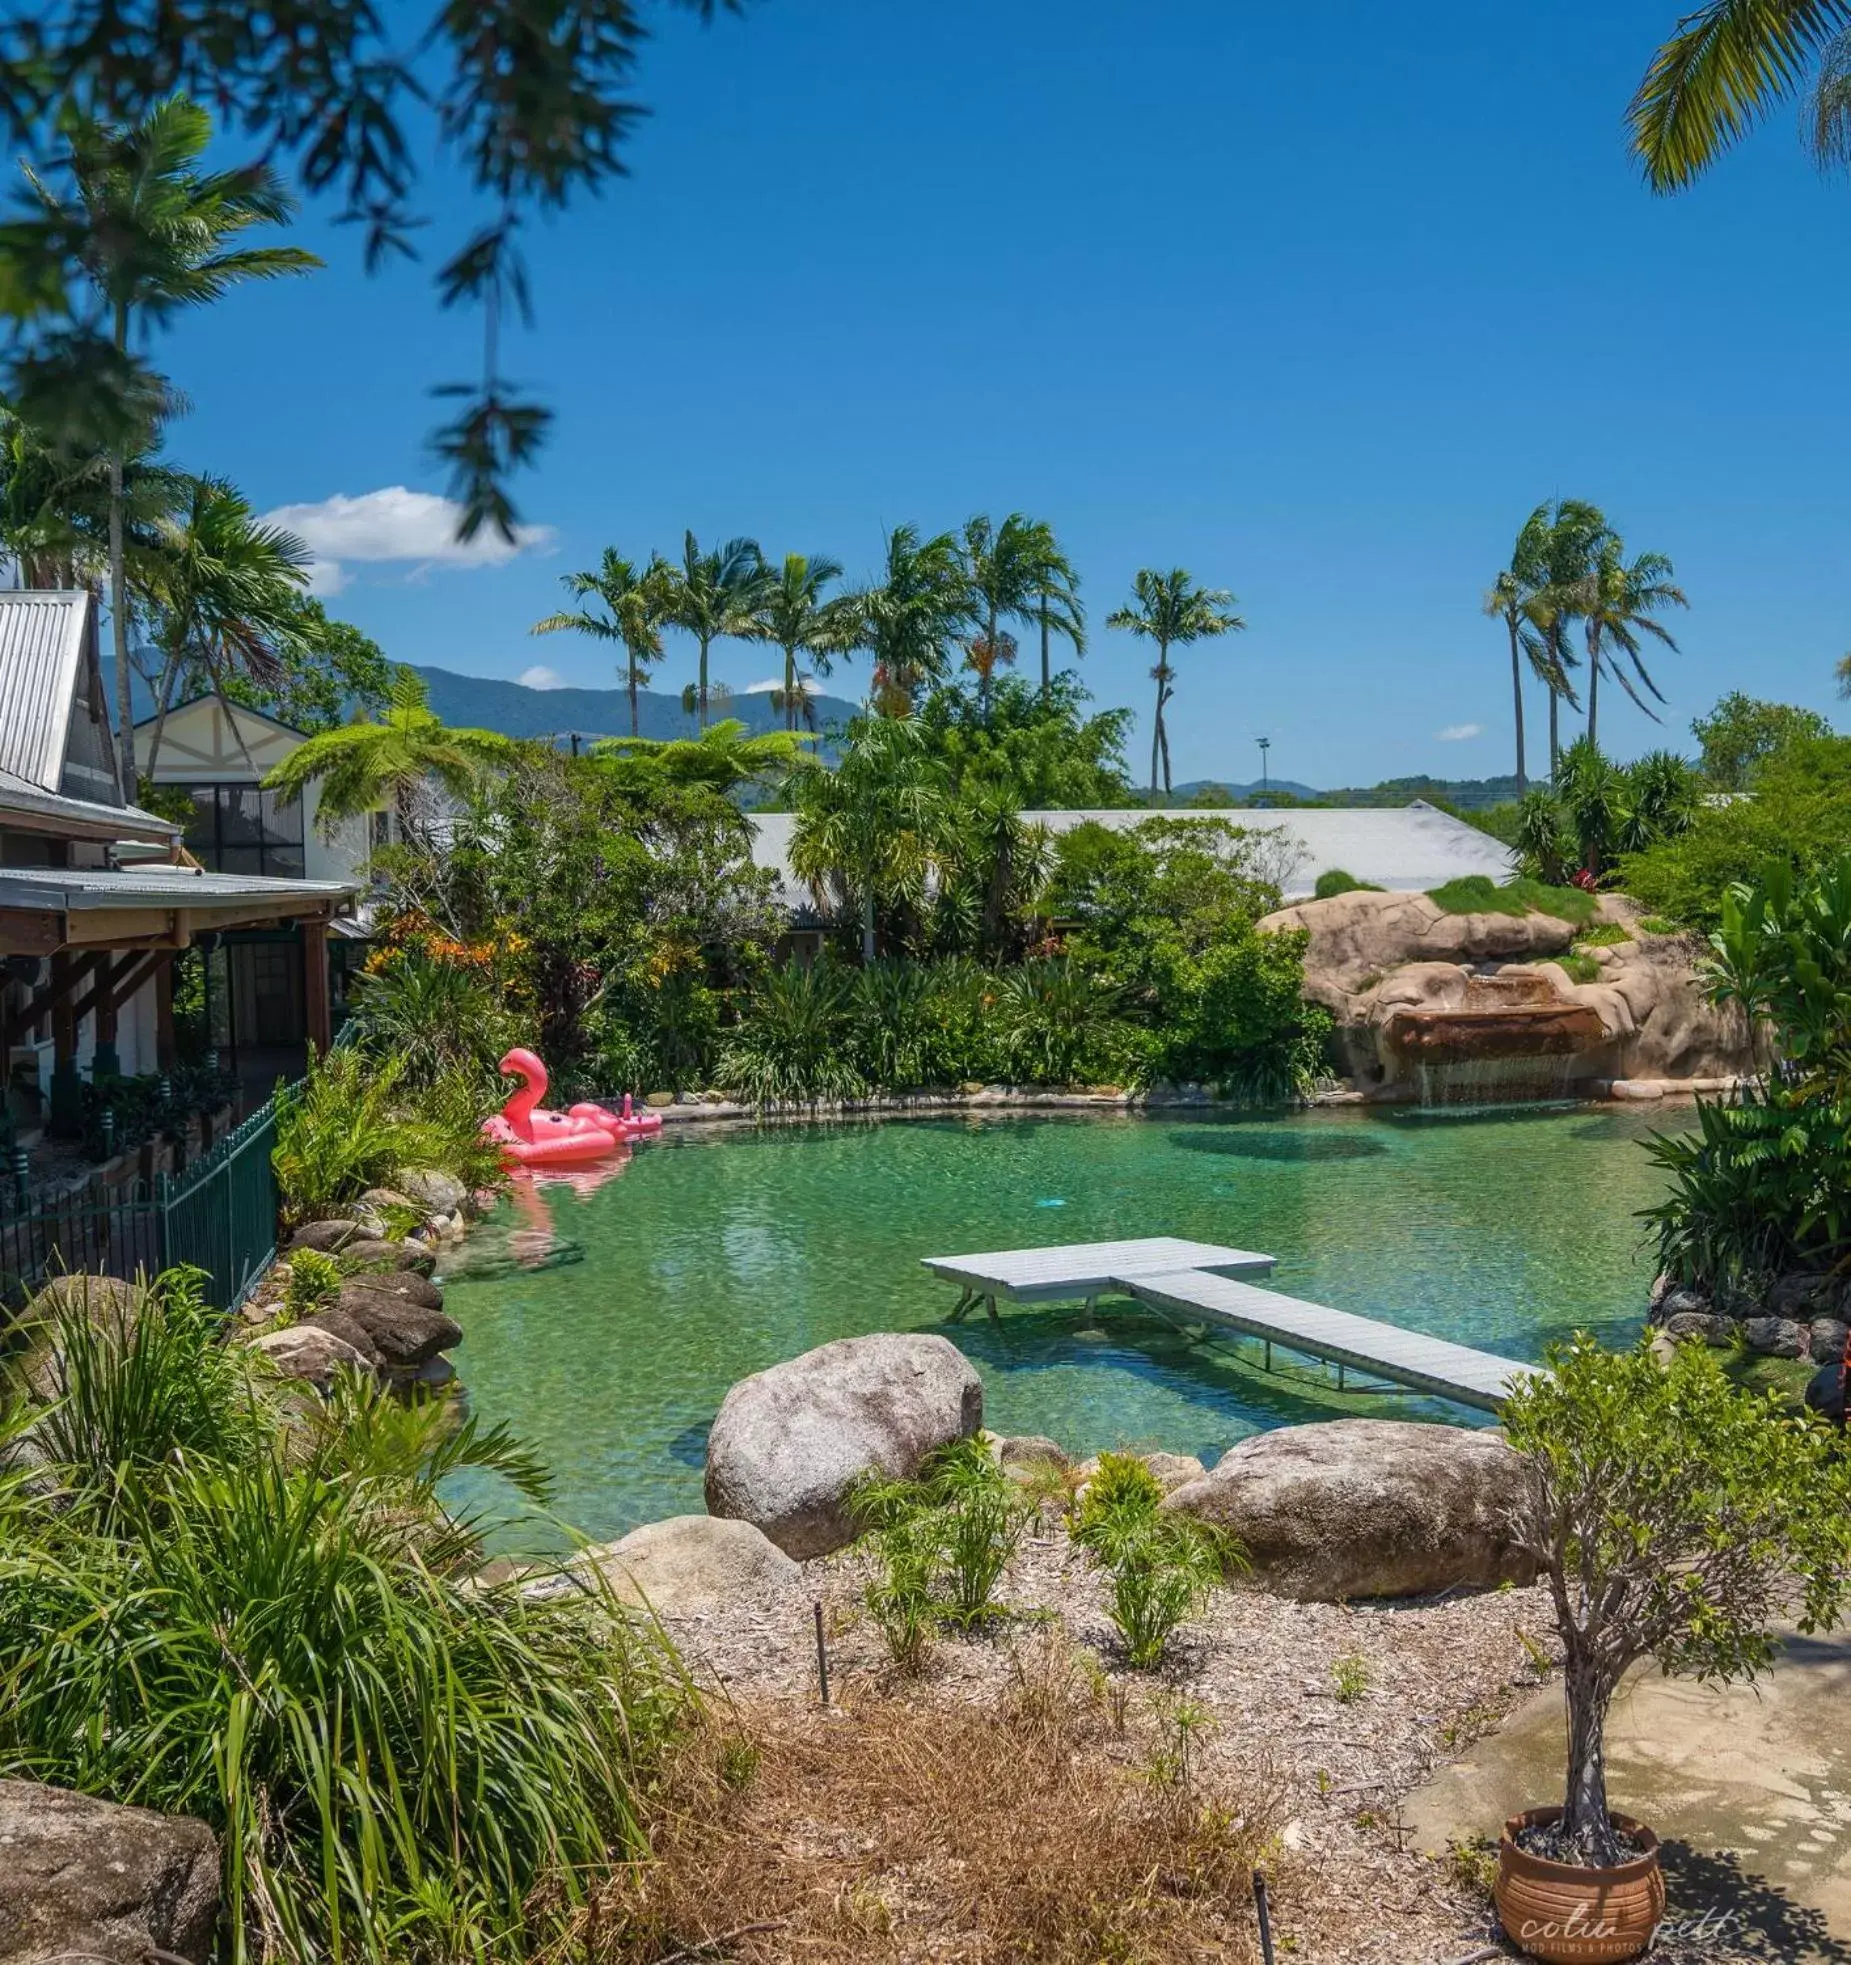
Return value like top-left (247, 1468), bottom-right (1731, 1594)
top-left (1574, 921), bottom-right (1631, 949)
top-left (1331, 1650), bottom-right (1371, 1704)
top-left (851, 1437), bottom-right (1034, 1666)
top-left (1070, 1452), bottom-right (1239, 1670)
top-left (1442, 1835), bottom-right (1500, 1897)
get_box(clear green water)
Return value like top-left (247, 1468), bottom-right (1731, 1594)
top-left (440, 1105), bottom-right (1675, 1547)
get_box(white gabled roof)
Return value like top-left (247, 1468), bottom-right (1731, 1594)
top-left (749, 800), bottom-right (1515, 918)
top-left (0, 589), bottom-right (95, 793)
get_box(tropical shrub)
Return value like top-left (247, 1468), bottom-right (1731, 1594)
top-left (1504, 1334), bottom-right (1851, 1868)
top-left (1620, 733), bottom-right (1851, 931)
top-left (272, 1045), bottom-right (503, 1225)
top-left (346, 946), bottom-right (519, 1088)
top-left (851, 1438), bottom-right (1034, 1662)
top-left (0, 1273), bottom-right (688, 1964)
top-left (1642, 853), bottom-right (1851, 1291)
top-left (996, 957), bottom-right (1129, 1086)
top-left (848, 959), bottom-right (942, 1090)
top-left (282, 1246), bottom-right (342, 1320)
top-left (715, 960), bottom-right (865, 1105)
top-left (1045, 819), bottom-right (1327, 1099)
top-left (1312, 867), bottom-right (1382, 899)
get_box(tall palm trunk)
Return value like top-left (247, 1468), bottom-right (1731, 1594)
top-left (627, 657), bottom-right (639, 738)
top-left (1039, 593), bottom-right (1050, 700)
top-left (109, 301), bottom-right (134, 791)
top-left (1585, 628), bottom-right (1602, 749)
top-left (1506, 611), bottom-right (1527, 796)
top-left (784, 644), bottom-right (799, 733)
top-left (1149, 646), bottom-right (1168, 795)
top-left (698, 634), bottom-right (711, 729)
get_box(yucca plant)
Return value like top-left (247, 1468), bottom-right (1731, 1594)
top-left (849, 960), bottom-right (940, 1091)
top-left (997, 956), bottom-right (1124, 1086)
top-left (0, 1275), bottom-right (689, 1965)
top-left (715, 960), bottom-right (865, 1106)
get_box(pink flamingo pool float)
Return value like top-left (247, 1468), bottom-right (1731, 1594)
top-left (480, 1047), bottom-right (662, 1168)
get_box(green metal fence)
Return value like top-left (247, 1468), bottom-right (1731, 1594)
top-left (2, 1085), bottom-right (289, 1314)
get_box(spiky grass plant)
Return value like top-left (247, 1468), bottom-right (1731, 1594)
top-left (1070, 1452), bottom-right (1239, 1670)
top-left (0, 1271), bottom-right (688, 1964)
top-left (850, 1437), bottom-right (1033, 1664)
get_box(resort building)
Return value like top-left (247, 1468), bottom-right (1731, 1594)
top-left (0, 591), bottom-right (359, 1146)
top-left (748, 800), bottom-right (1516, 949)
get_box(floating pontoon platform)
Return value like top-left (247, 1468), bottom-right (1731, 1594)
top-left (921, 1237), bottom-right (1542, 1414)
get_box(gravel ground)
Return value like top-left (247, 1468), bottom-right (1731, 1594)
top-left (646, 1518), bottom-right (1568, 1965)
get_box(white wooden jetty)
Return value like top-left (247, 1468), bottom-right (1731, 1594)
top-left (921, 1237), bottom-right (1541, 1414)
top-left (922, 1237), bottom-right (1276, 1314)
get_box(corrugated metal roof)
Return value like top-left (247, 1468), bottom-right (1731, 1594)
top-left (749, 802), bottom-right (1515, 919)
top-left (0, 865), bottom-right (357, 911)
top-left (0, 591), bottom-right (90, 791)
top-left (0, 763), bottom-right (178, 843)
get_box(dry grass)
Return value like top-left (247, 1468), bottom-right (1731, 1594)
top-left (577, 1630), bottom-right (1288, 1964)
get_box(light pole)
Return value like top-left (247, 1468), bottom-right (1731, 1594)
top-left (1256, 736), bottom-right (1271, 803)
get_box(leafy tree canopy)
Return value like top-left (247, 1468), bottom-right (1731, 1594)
top-left (1620, 732), bottom-right (1851, 929)
top-left (914, 673), bottom-right (1134, 809)
top-left (0, 7), bottom-right (749, 541)
top-left (1690, 690), bottom-right (1833, 791)
top-left (213, 595), bottom-right (396, 734)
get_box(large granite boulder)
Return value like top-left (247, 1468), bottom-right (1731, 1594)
top-left (705, 1333), bottom-right (984, 1557)
top-left (332, 1281), bottom-right (460, 1374)
top-left (338, 1237), bottom-right (437, 1279)
top-left (18, 1274), bottom-right (148, 1402)
top-left (582, 1515), bottom-right (800, 1614)
top-left (0, 1779), bottom-right (219, 1965)
top-left (286, 1219), bottom-right (364, 1255)
top-left (1164, 1418), bottom-right (1535, 1602)
top-left (247, 1322), bottom-right (372, 1389)
top-left (394, 1168), bottom-right (469, 1218)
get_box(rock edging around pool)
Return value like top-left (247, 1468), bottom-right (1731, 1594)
top-left (679, 1331), bottom-right (1536, 1604)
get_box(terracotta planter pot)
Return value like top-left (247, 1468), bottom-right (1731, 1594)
top-left (1494, 1806), bottom-right (1665, 1963)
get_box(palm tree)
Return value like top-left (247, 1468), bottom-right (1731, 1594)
top-left (530, 548), bottom-right (670, 738)
top-left (1631, 2), bottom-right (1851, 189)
top-left (0, 406), bottom-right (185, 592)
top-left (788, 718), bottom-right (947, 961)
top-left (662, 531), bottom-right (769, 729)
top-left (263, 670), bottom-right (515, 845)
top-left (142, 476), bottom-right (311, 772)
top-left (748, 552), bottom-right (856, 732)
top-left (849, 524), bottom-right (974, 716)
top-left (1106, 568), bottom-right (1245, 796)
top-left (1483, 503), bottom-right (1573, 797)
top-left (0, 95), bottom-right (319, 784)
top-left (1580, 535), bottom-right (1688, 748)
top-left (1530, 500), bottom-right (1607, 779)
top-left (959, 514), bottom-right (1084, 717)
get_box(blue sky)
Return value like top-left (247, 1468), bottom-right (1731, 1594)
top-left (162, 0), bottom-right (1850, 787)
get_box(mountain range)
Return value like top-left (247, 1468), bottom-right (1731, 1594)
top-left (412, 666), bottom-right (861, 743)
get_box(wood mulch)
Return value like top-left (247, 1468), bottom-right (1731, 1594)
top-left (626, 1519), bottom-right (1567, 1965)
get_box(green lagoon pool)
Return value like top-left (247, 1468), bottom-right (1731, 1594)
top-left (439, 1105), bottom-right (1676, 1546)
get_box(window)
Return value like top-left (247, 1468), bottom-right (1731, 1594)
top-left (176, 784), bottom-right (305, 878)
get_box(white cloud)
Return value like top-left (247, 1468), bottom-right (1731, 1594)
top-left (1435, 722), bottom-right (1483, 743)
top-left (743, 674), bottom-right (819, 696)
top-left (518, 665), bottom-right (568, 691)
top-left (261, 485), bottom-right (556, 595)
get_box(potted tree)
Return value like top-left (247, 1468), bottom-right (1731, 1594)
top-left (1497, 1333), bottom-right (1851, 1963)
